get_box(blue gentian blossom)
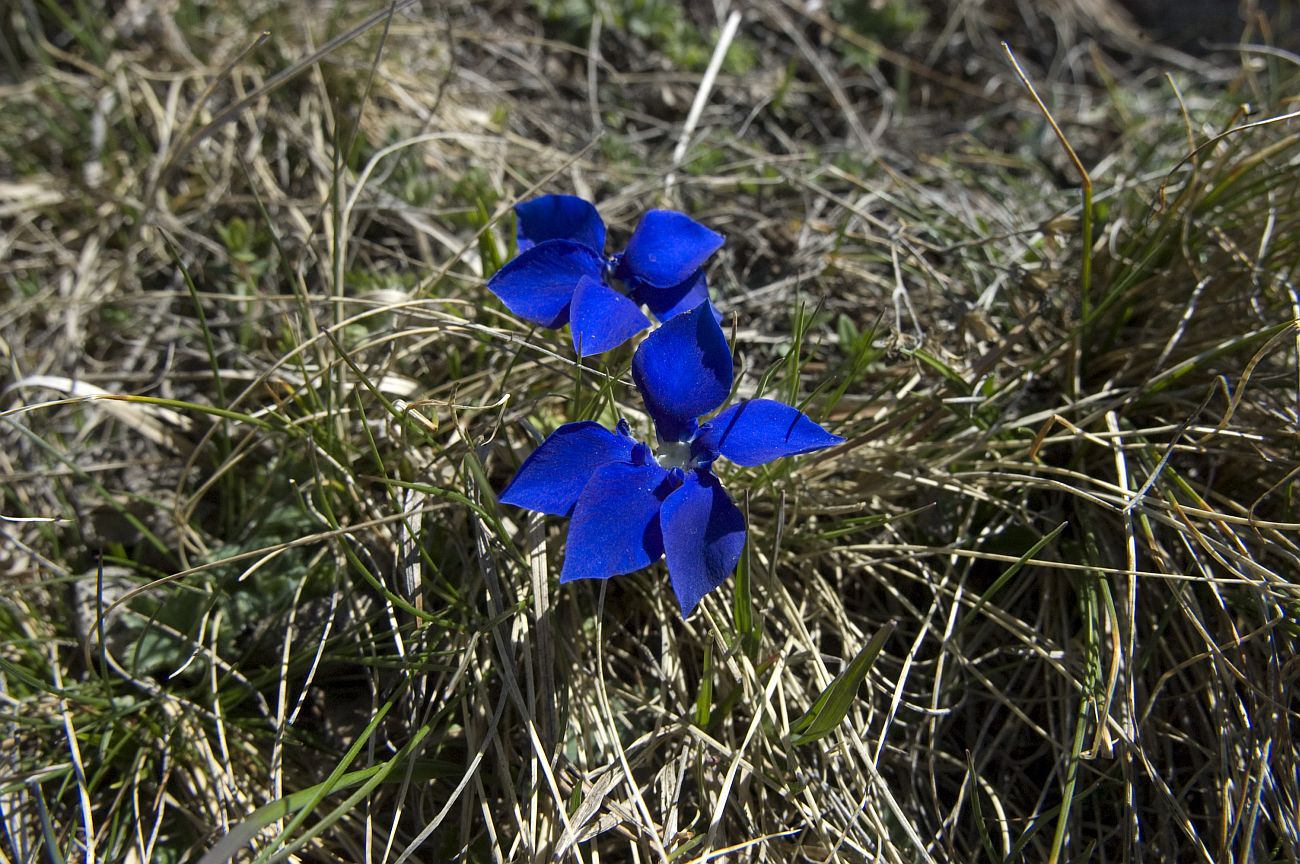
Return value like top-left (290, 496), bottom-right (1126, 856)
top-left (487, 194), bottom-right (725, 356)
top-left (499, 303), bottom-right (844, 616)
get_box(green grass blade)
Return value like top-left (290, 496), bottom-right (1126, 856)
top-left (791, 620), bottom-right (896, 745)
top-left (962, 522), bottom-right (1067, 628)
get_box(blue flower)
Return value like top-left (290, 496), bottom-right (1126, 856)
top-left (499, 303), bottom-right (844, 617)
top-left (487, 194), bottom-right (725, 357)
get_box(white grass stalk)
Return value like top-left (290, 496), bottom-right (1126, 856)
top-left (49, 647), bottom-right (95, 864)
top-left (667, 10), bottom-right (742, 192)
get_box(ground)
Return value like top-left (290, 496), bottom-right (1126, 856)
top-left (1, 0), bottom-right (1298, 861)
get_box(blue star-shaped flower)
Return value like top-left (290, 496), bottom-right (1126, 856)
top-left (486, 194), bottom-right (725, 356)
top-left (498, 303), bottom-right (845, 616)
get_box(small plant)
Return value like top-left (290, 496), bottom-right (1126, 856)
top-left (494, 204), bottom-right (842, 615)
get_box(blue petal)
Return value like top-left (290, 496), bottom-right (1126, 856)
top-left (560, 462), bottom-right (673, 582)
top-left (570, 276), bottom-right (650, 356)
top-left (696, 399), bottom-right (844, 467)
top-left (499, 421), bottom-right (635, 516)
top-left (616, 210), bottom-right (724, 289)
top-left (630, 269), bottom-right (723, 324)
top-left (487, 240), bottom-right (603, 328)
top-left (660, 471), bottom-right (746, 617)
top-left (516, 194), bottom-right (606, 253)
top-left (632, 302), bottom-right (734, 443)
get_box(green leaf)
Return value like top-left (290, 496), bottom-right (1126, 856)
top-left (733, 513), bottom-right (753, 638)
top-left (790, 620), bottom-right (895, 745)
top-left (694, 641), bottom-right (713, 728)
top-left (907, 347), bottom-right (971, 395)
top-left (836, 313), bottom-right (860, 355)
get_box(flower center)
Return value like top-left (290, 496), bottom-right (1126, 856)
top-left (655, 440), bottom-right (697, 471)
top-left (603, 258), bottom-right (634, 298)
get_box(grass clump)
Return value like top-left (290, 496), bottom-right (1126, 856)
top-left (1, 1), bottom-right (1298, 861)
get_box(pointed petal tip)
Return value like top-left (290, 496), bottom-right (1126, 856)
top-left (697, 399), bottom-right (843, 467)
top-left (487, 240), bottom-right (603, 328)
top-left (569, 276), bottom-right (650, 356)
top-left (661, 472), bottom-right (745, 618)
top-left (498, 421), bottom-right (635, 516)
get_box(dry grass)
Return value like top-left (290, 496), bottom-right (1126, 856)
top-left (1, 0), bottom-right (1298, 861)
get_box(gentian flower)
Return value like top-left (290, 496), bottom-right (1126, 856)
top-left (498, 303), bottom-right (844, 616)
top-left (487, 194), bottom-right (725, 356)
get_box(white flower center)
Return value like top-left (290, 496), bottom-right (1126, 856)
top-left (655, 440), bottom-right (695, 471)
